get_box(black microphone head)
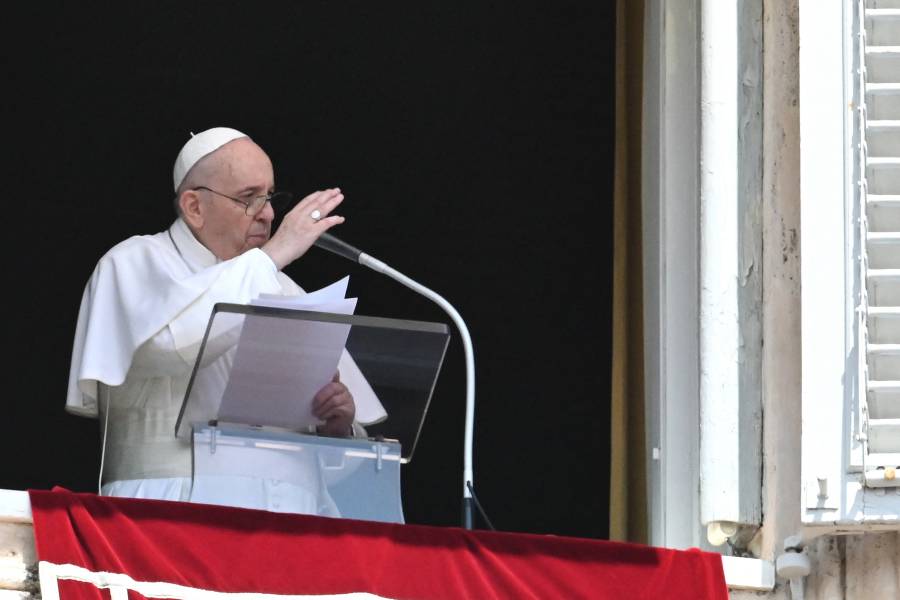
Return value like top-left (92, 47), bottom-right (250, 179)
top-left (314, 232), bottom-right (363, 263)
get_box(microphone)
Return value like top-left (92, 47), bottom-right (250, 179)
top-left (314, 232), bottom-right (363, 264)
top-left (314, 231), bottom-right (479, 530)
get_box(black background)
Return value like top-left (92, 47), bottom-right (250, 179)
top-left (5, 2), bottom-right (614, 539)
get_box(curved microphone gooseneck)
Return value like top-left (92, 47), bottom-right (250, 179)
top-left (313, 232), bottom-right (478, 529)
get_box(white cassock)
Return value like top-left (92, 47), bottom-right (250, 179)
top-left (66, 218), bottom-right (384, 515)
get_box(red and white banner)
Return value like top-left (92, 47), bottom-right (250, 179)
top-left (29, 489), bottom-right (728, 600)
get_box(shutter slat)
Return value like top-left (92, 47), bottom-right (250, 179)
top-left (867, 9), bottom-right (900, 19)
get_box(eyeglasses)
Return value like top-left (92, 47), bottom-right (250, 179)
top-left (192, 186), bottom-right (293, 216)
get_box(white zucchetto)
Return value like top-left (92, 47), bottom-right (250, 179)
top-left (173, 127), bottom-right (249, 191)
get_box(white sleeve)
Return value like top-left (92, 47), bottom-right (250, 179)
top-left (128, 249), bottom-right (283, 378)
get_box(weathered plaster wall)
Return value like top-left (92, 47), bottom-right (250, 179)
top-left (0, 522), bottom-right (36, 599)
top-left (805, 532), bottom-right (900, 599)
top-left (759, 0), bottom-right (801, 569)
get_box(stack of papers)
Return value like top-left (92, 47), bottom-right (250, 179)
top-left (253, 276), bottom-right (356, 315)
top-left (216, 276), bottom-right (385, 430)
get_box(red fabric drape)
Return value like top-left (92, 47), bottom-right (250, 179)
top-left (29, 489), bottom-right (728, 600)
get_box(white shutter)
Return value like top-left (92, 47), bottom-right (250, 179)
top-left (862, 2), bottom-right (900, 484)
top-left (800, 0), bottom-right (900, 528)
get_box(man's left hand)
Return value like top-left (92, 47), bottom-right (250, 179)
top-left (312, 371), bottom-right (356, 436)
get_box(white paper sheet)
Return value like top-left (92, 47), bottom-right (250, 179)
top-left (256, 276), bottom-right (349, 308)
top-left (216, 277), bottom-right (370, 430)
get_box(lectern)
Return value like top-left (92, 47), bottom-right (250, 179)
top-left (174, 303), bottom-right (450, 523)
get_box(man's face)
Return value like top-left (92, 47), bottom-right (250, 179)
top-left (192, 138), bottom-right (276, 261)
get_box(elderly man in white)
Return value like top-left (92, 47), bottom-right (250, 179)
top-left (66, 127), bottom-right (376, 515)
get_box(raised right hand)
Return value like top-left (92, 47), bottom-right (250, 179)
top-left (262, 188), bottom-right (345, 270)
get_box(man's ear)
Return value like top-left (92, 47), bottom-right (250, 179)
top-left (179, 190), bottom-right (204, 229)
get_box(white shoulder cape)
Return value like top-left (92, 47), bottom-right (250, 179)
top-left (65, 220), bottom-right (386, 425)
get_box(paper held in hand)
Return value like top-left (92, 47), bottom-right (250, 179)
top-left (215, 276), bottom-right (386, 431)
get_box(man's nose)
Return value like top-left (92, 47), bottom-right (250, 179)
top-left (256, 200), bottom-right (275, 223)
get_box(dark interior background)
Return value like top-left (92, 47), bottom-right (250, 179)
top-left (5, 2), bottom-right (614, 539)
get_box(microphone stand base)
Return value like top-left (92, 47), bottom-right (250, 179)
top-left (462, 497), bottom-right (474, 530)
